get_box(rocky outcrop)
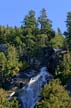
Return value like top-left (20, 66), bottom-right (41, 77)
top-left (21, 46), bottom-right (67, 75)
top-left (22, 46), bottom-right (56, 70)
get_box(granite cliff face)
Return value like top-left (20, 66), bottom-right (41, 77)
top-left (22, 46), bottom-right (57, 74)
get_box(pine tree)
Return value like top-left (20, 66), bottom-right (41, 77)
top-left (65, 12), bottom-right (71, 50)
top-left (22, 10), bottom-right (38, 35)
top-left (36, 79), bottom-right (71, 108)
top-left (38, 8), bottom-right (52, 34)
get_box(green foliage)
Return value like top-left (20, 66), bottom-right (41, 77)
top-left (0, 89), bottom-right (19, 108)
top-left (6, 45), bottom-right (20, 76)
top-left (22, 10), bottom-right (38, 35)
top-left (0, 52), bottom-right (6, 72)
top-left (35, 34), bottom-right (48, 47)
top-left (0, 45), bottom-right (22, 87)
top-left (38, 8), bottom-right (52, 34)
top-left (22, 61), bottom-right (29, 70)
top-left (64, 12), bottom-right (71, 50)
top-left (36, 79), bottom-right (71, 108)
top-left (50, 30), bottom-right (64, 48)
top-left (55, 52), bottom-right (71, 84)
top-left (0, 52), bottom-right (7, 86)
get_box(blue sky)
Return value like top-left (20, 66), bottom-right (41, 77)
top-left (0, 0), bottom-right (71, 32)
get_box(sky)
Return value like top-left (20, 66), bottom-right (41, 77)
top-left (0, 0), bottom-right (71, 32)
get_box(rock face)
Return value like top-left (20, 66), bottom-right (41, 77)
top-left (65, 78), bottom-right (71, 96)
top-left (39, 46), bottom-right (57, 74)
top-left (22, 47), bottom-right (68, 76)
top-left (0, 44), bottom-right (7, 52)
top-left (22, 46), bottom-right (57, 74)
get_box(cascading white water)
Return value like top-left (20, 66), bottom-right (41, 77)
top-left (19, 67), bottom-right (53, 108)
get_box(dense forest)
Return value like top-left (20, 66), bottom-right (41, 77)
top-left (0, 8), bottom-right (71, 108)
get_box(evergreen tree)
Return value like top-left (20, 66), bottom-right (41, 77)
top-left (64, 12), bottom-right (71, 50)
top-left (0, 52), bottom-right (7, 86)
top-left (50, 30), bottom-right (64, 48)
top-left (36, 79), bottom-right (71, 108)
top-left (22, 10), bottom-right (38, 35)
top-left (6, 45), bottom-right (20, 76)
top-left (38, 8), bottom-right (52, 34)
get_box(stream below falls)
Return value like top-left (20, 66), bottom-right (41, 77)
top-left (18, 67), bottom-right (53, 108)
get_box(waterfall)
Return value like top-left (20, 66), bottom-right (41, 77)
top-left (18, 67), bottom-right (53, 108)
